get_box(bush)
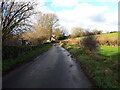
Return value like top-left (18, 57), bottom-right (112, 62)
top-left (2, 45), bottom-right (44, 60)
top-left (80, 36), bottom-right (98, 55)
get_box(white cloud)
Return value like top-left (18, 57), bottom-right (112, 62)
top-left (105, 13), bottom-right (118, 25)
top-left (34, 0), bottom-right (54, 13)
top-left (51, 0), bottom-right (119, 8)
top-left (56, 3), bottom-right (118, 33)
top-left (51, 0), bottom-right (79, 7)
top-left (13, 0), bottom-right (118, 33)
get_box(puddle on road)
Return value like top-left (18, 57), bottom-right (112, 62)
top-left (69, 64), bottom-right (74, 67)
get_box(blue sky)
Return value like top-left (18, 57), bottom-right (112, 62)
top-left (45, 2), bottom-right (118, 13)
top-left (35, 0), bottom-right (118, 33)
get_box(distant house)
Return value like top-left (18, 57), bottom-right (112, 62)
top-left (66, 35), bottom-right (71, 39)
top-left (3, 34), bottom-right (32, 46)
top-left (19, 38), bottom-right (32, 46)
top-left (51, 35), bottom-right (56, 41)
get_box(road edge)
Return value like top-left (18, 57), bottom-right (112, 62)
top-left (61, 46), bottom-right (99, 88)
top-left (2, 44), bottom-right (53, 77)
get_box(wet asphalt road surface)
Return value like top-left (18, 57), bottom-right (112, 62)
top-left (3, 45), bottom-right (92, 88)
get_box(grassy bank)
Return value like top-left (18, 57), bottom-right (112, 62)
top-left (61, 43), bottom-right (120, 88)
top-left (64, 32), bottom-right (120, 46)
top-left (76, 32), bottom-right (119, 39)
top-left (3, 43), bottom-right (53, 71)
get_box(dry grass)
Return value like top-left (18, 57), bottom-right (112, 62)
top-left (62, 38), bottom-right (81, 45)
top-left (96, 35), bottom-right (119, 46)
top-left (63, 33), bottom-right (119, 47)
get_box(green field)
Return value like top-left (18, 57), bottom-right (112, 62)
top-left (76, 36), bottom-right (88, 39)
top-left (98, 46), bottom-right (118, 56)
top-left (76, 32), bottom-right (120, 39)
top-left (64, 32), bottom-right (119, 41)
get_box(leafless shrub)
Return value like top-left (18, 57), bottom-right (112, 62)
top-left (80, 35), bottom-right (98, 55)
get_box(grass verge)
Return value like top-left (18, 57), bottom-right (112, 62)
top-left (61, 43), bottom-right (120, 88)
top-left (3, 43), bottom-right (53, 71)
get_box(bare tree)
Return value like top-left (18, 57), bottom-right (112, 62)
top-left (22, 21), bottom-right (50, 45)
top-left (71, 27), bottom-right (84, 38)
top-left (92, 29), bottom-right (103, 35)
top-left (36, 13), bottom-right (59, 41)
top-left (54, 28), bottom-right (61, 40)
top-left (22, 12), bottom-right (59, 45)
top-left (60, 26), bottom-right (68, 36)
top-left (1, 0), bottom-right (37, 45)
top-left (93, 29), bottom-right (98, 35)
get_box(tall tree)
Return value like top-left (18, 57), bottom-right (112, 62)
top-left (0, 0), bottom-right (36, 45)
top-left (21, 12), bottom-right (59, 45)
top-left (36, 13), bottom-right (59, 41)
top-left (60, 26), bottom-right (68, 36)
top-left (22, 23), bottom-right (50, 45)
top-left (54, 28), bottom-right (61, 40)
top-left (71, 27), bottom-right (84, 38)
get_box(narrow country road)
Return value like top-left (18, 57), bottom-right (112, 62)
top-left (3, 45), bottom-right (92, 88)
